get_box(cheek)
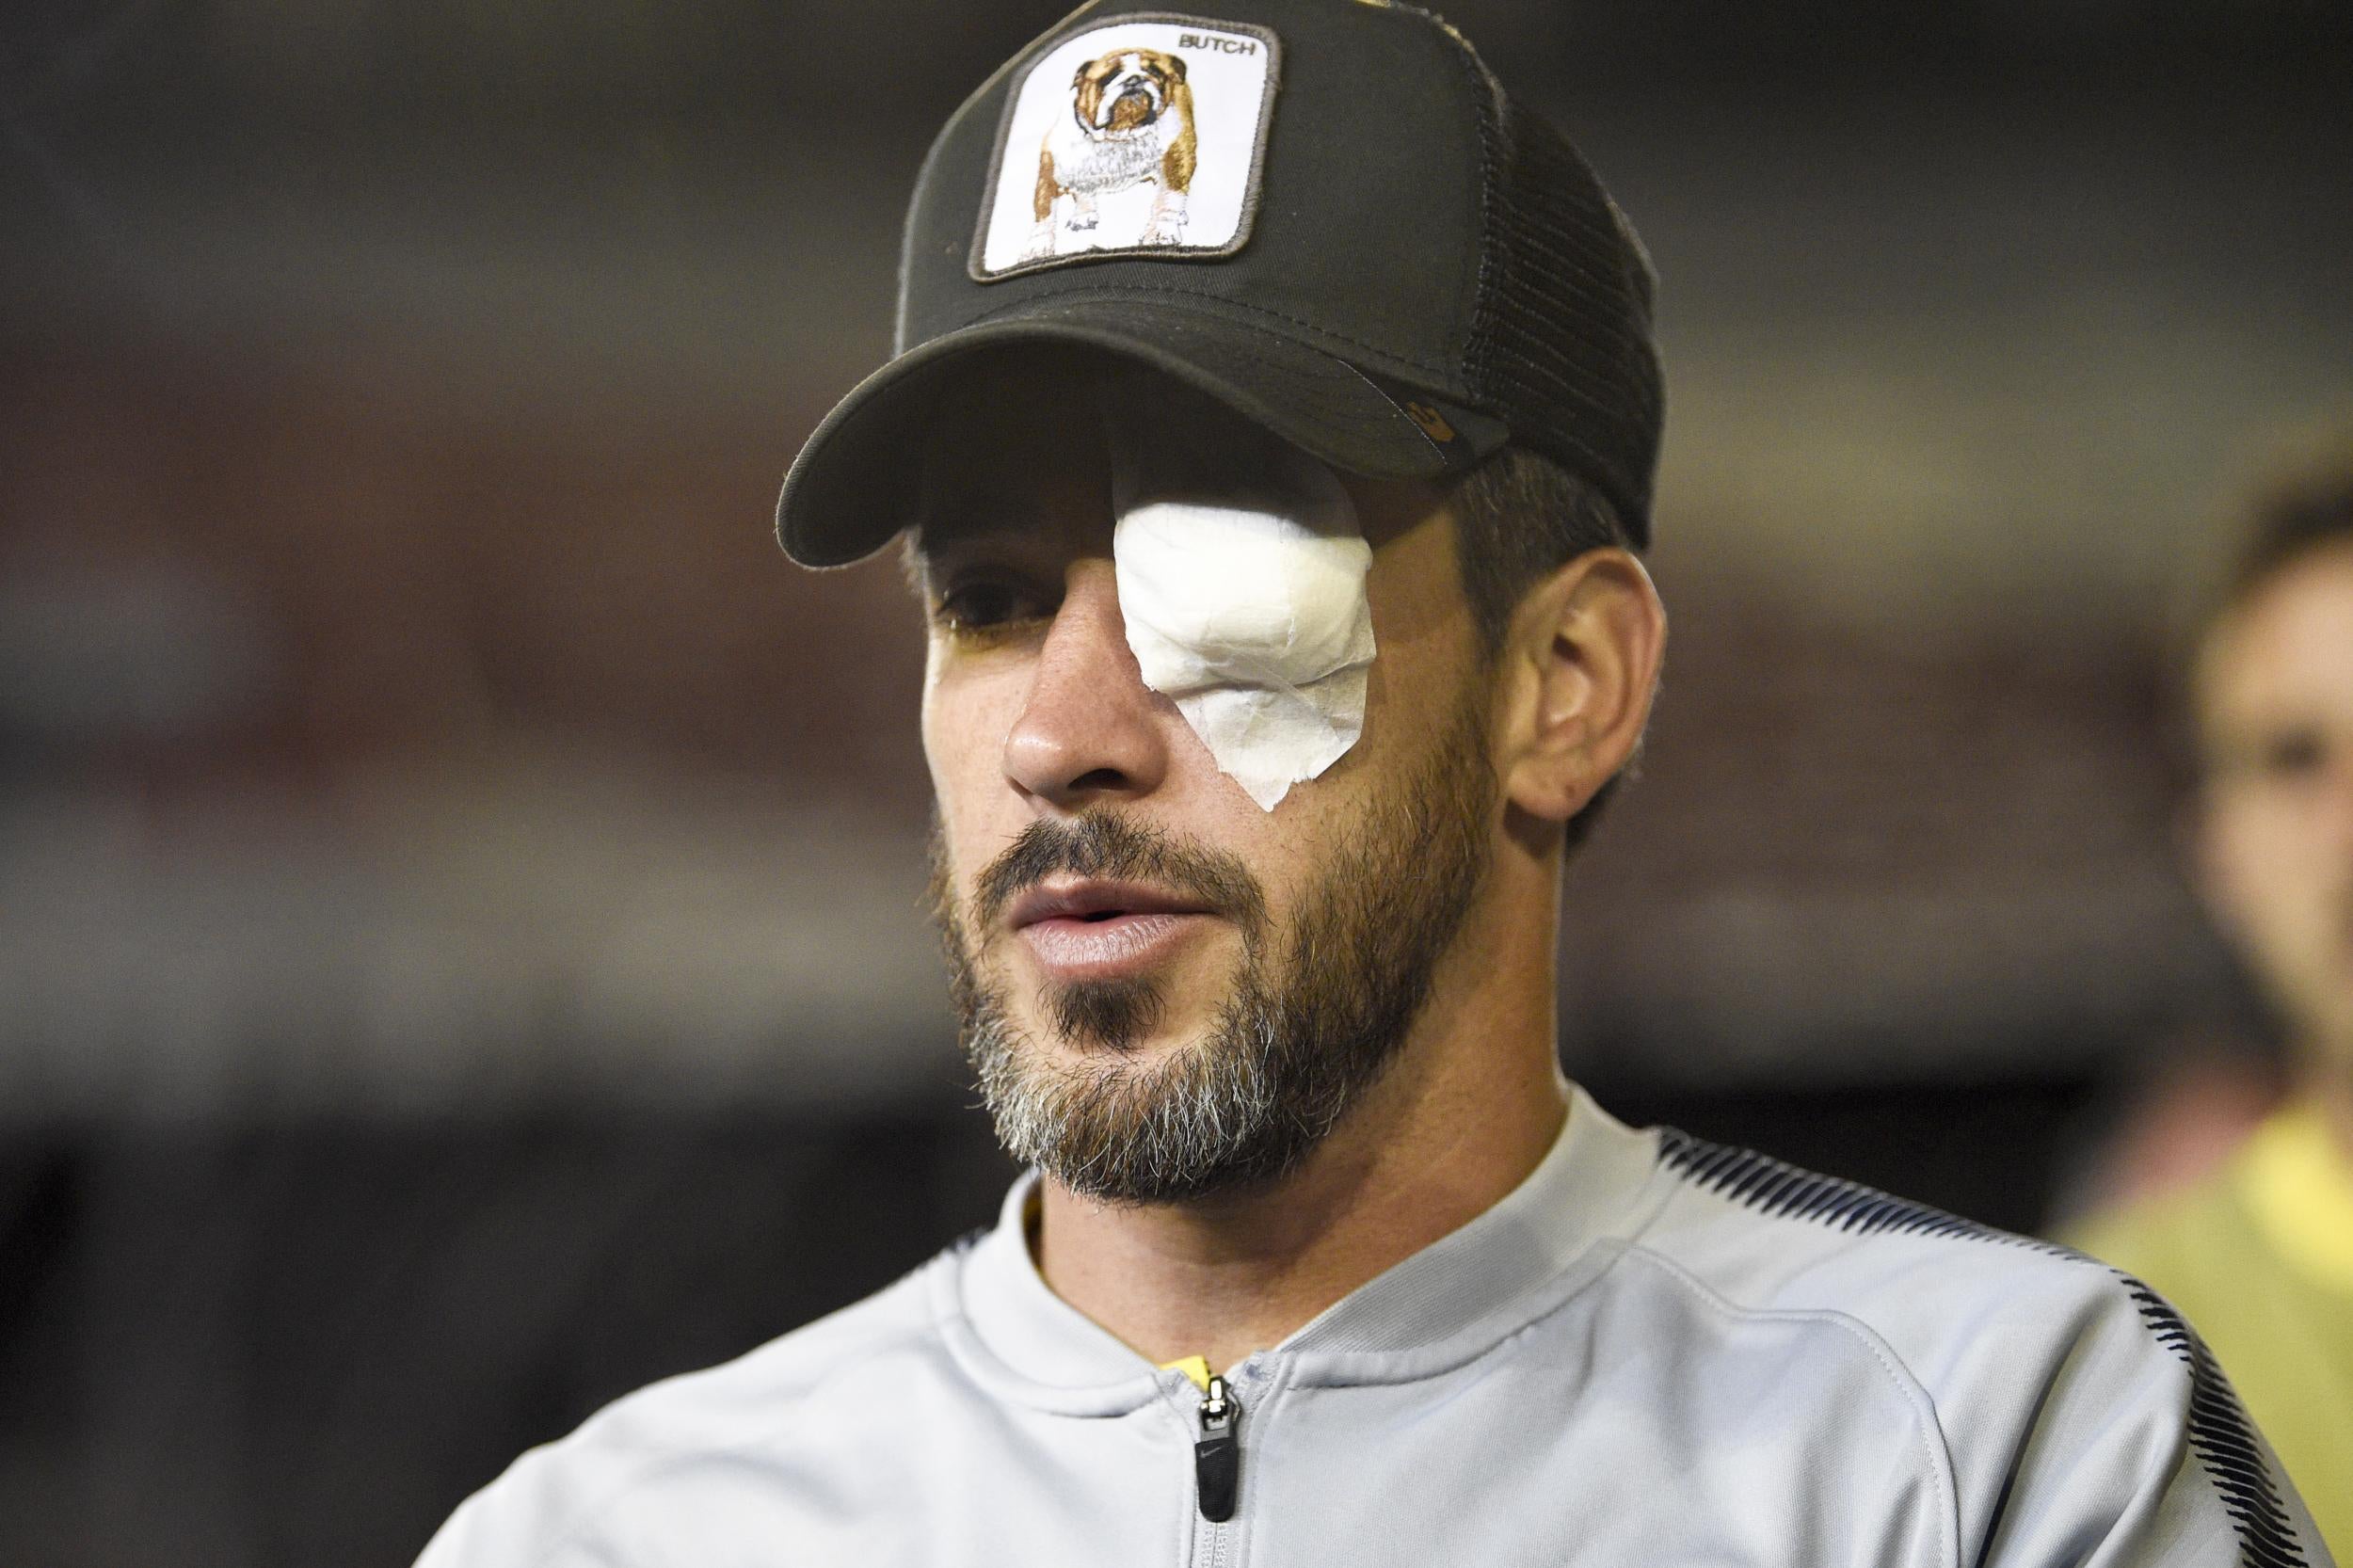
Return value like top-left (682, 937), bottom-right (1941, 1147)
top-left (922, 656), bottom-right (1023, 856)
top-left (2207, 794), bottom-right (2332, 950)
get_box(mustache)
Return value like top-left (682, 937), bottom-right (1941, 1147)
top-left (968, 811), bottom-right (1267, 938)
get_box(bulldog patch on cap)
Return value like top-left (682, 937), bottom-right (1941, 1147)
top-left (972, 16), bottom-right (1280, 280)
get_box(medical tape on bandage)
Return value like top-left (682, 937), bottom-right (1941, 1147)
top-left (1106, 402), bottom-right (1377, 811)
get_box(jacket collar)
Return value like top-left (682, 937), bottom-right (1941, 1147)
top-left (941, 1084), bottom-right (1673, 1408)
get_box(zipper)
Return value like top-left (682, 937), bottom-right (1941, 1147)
top-left (1193, 1374), bottom-right (1242, 1523)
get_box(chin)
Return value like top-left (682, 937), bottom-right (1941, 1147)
top-left (1021, 979), bottom-right (1215, 1062)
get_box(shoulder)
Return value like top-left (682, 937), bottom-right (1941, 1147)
top-left (1625, 1131), bottom-right (2315, 1568)
top-left (2064, 1165), bottom-right (2247, 1288)
top-left (1634, 1129), bottom-right (2148, 1349)
top-left (2065, 1184), bottom-right (2267, 1360)
top-left (414, 1249), bottom-right (960, 1568)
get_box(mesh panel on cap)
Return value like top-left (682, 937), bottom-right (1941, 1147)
top-left (1458, 79), bottom-right (1665, 546)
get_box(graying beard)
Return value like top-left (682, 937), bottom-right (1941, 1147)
top-left (943, 696), bottom-right (1495, 1207)
top-left (963, 990), bottom-right (1294, 1205)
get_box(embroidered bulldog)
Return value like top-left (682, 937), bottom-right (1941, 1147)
top-left (1020, 48), bottom-right (1199, 262)
top-left (973, 21), bottom-right (1275, 278)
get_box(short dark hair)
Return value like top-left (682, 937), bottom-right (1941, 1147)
top-left (2174, 444), bottom-right (2353, 789)
top-left (2206, 456), bottom-right (2353, 631)
top-left (1449, 446), bottom-right (1640, 657)
top-left (1446, 445), bottom-right (1646, 849)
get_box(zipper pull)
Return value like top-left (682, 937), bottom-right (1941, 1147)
top-left (1193, 1374), bottom-right (1242, 1523)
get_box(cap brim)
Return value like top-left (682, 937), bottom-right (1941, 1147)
top-left (775, 295), bottom-right (1508, 568)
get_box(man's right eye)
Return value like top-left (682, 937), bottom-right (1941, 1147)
top-left (934, 577), bottom-right (1050, 634)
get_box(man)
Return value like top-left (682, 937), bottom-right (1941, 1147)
top-left (419, 2), bottom-right (2329, 1562)
top-left (2071, 453), bottom-right (2353, 1548)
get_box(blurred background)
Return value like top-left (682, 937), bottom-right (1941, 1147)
top-left (3, 0), bottom-right (2349, 1561)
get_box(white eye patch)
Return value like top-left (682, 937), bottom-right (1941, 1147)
top-left (1108, 405), bottom-right (1376, 811)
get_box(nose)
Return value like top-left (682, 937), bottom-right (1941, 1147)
top-left (1001, 561), bottom-right (1171, 811)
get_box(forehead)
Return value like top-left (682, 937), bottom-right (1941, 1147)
top-left (2200, 542), bottom-right (2353, 729)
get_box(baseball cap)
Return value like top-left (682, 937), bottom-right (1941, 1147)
top-left (776, 0), bottom-right (1663, 567)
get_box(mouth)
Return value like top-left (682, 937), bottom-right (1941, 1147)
top-left (1006, 878), bottom-right (1217, 979)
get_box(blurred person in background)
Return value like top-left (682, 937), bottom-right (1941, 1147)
top-left (418, 2), bottom-right (2326, 1563)
top-left (2071, 446), bottom-right (2353, 1545)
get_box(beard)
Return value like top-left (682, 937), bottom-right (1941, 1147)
top-left (931, 696), bottom-right (1497, 1206)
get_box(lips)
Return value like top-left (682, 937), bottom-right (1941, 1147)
top-left (1006, 879), bottom-right (1218, 979)
top-left (1007, 879), bottom-right (1209, 930)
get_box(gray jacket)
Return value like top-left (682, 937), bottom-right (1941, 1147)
top-left (418, 1089), bottom-right (2332, 1567)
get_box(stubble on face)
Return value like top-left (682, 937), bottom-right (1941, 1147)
top-left (931, 693), bottom-right (1497, 1206)
top-left (966, 812), bottom-right (1262, 1053)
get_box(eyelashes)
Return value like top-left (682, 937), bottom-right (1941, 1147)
top-left (930, 569), bottom-right (1059, 641)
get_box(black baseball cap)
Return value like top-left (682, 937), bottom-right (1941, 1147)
top-left (776, 0), bottom-right (1662, 567)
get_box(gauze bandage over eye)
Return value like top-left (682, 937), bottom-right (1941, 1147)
top-left (1107, 400), bottom-right (1377, 811)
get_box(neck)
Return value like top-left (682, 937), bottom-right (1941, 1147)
top-left (1032, 866), bottom-right (1568, 1374)
top-left (2300, 1044), bottom-right (2353, 1169)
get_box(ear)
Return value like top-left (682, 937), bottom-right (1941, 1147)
top-left (1164, 55), bottom-right (1189, 82)
top-left (1492, 549), bottom-right (1667, 825)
